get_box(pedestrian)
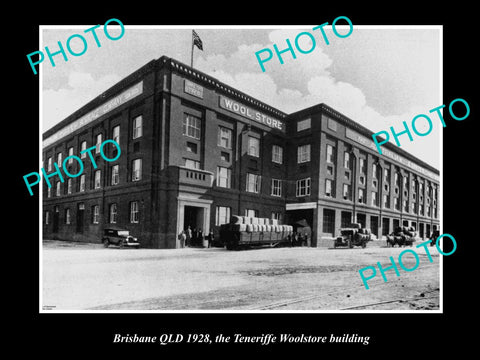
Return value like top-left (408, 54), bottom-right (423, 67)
top-left (198, 228), bottom-right (203, 246)
top-left (186, 226), bottom-right (192, 247)
top-left (192, 228), bottom-right (197, 246)
top-left (178, 230), bottom-right (186, 248)
top-left (293, 232), bottom-right (299, 247)
top-left (208, 230), bottom-right (214, 248)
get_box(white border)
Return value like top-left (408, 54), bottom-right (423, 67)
top-left (39, 24), bottom-right (443, 314)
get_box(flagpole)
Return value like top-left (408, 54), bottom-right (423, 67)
top-left (190, 31), bottom-right (194, 68)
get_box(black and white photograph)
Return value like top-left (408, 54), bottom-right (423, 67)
top-left (15, 5), bottom-right (476, 355)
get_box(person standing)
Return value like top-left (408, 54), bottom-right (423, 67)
top-left (178, 230), bottom-right (186, 248)
top-left (208, 230), bottom-right (214, 248)
top-left (186, 226), bottom-right (192, 247)
top-left (198, 228), bottom-right (203, 247)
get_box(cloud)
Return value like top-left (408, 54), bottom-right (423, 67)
top-left (43, 72), bottom-right (121, 131)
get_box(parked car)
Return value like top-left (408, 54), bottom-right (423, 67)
top-left (334, 223), bottom-right (372, 248)
top-left (102, 227), bottom-right (140, 248)
top-left (386, 226), bottom-right (416, 247)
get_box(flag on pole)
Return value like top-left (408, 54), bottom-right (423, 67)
top-left (192, 30), bottom-right (203, 51)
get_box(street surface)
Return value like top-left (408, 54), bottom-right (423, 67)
top-left (42, 240), bottom-right (440, 311)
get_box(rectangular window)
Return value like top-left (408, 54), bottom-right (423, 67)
top-left (359, 158), bottom-right (366, 174)
top-left (47, 157), bottom-right (52, 171)
top-left (271, 212), bottom-right (282, 222)
top-left (130, 201), bottom-right (139, 223)
top-left (220, 152), bottom-right (230, 162)
top-left (297, 144), bottom-right (311, 163)
top-left (109, 203), bottom-right (117, 224)
top-left (94, 170), bottom-right (101, 189)
top-left (45, 211), bottom-right (50, 225)
top-left (327, 165), bottom-right (333, 176)
top-left (323, 209), bottom-right (335, 234)
top-left (326, 144), bottom-right (335, 164)
top-left (344, 151), bottom-right (351, 169)
top-left (67, 178), bottom-right (72, 194)
top-left (65, 208), bottom-right (71, 224)
top-left (80, 141), bottom-right (87, 159)
top-left (218, 126), bottom-right (232, 149)
top-left (372, 163), bottom-right (378, 179)
top-left (271, 179), bottom-right (282, 197)
top-left (383, 194), bottom-right (390, 208)
top-left (343, 184), bottom-right (352, 200)
top-left (67, 147), bottom-right (74, 164)
top-left (79, 174), bottom-right (86, 192)
top-left (186, 142), bottom-right (197, 153)
top-left (245, 209), bottom-right (259, 218)
top-left (132, 159), bottom-right (142, 181)
top-left (133, 115), bottom-right (143, 139)
top-left (92, 205), bottom-right (99, 224)
top-left (113, 125), bottom-right (120, 145)
top-left (215, 206), bottom-right (231, 226)
top-left (246, 173), bottom-right (261, 193)
top-left (248, 136), bottom-right (260, 157)
top-left (184, 158), bottom-right (201, 170)
top-left (47, 187), bottom-right (51, 198)
top-left (384, 168), bottom-right (390, 183)
top-left (111, 165), bottom-right (119, 185)
top-left (272, 145), bottom-right (283, 164)
top-left (296, 178), bottom-right (311, 197)
top-left (325, 179), bottom-right (333, 197)
top-left (57, 152), bottom-right (62, 167)
top-left (297, 118), bottom-right (311, 132)
top-left (56, 181), bottom-right (61, 196)
top-left (358, 188), bottom-right (365, 203)
top-left (216, 166), bottom-right (231, 188)
top-left (183, 114), bottom-right (201, 139)
top-left (95, 134), bottom-right (102, 154)
top-left (372, 192), bottom-right (378, 207)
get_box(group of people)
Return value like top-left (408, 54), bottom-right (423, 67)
top-left (289, 232), bottom-right (309, 247)
top-left (178, 226), bottom-right (214, 248)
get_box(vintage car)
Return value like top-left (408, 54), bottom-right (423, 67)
top-left (102, 227), bottom-right (140, 248)
top-left (334, 223), bottom-right (371, 248)
top-left (386, 226), bottom-right (416, 247)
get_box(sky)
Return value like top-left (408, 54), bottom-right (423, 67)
top-left (41, 25), bottom-right (441, 169)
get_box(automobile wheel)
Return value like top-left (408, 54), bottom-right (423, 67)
top-left (103, 239), bottom-right (109, 248)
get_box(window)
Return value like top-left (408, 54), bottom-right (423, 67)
top-left (79, 174), bottom-right (86, 192)
top-left (45, 211), bottom-right (49, 225)
top-left (57, 152), bottom-right (62, 166)
top-left (344, 171), bottom-right (350, 181)
top-left (326, 144), bottom-right (335, 164)
top-left (92, 205), bottom-right (99, 224)
top-left (394, 197), bottom-right (400, 210)
top-left (218, 127), bottom-right (232, 149)
top-left (130, 201), bottom-right (139, 223)
top-left (296, 178), bottom-right (311, 197)
top-left (184, 158), bottom-right (201, 170)
top-left (109, 203), bottom-right (117, 223)
top-left (95, 134), bottom-right (102, 154)
top-left (403, 199), bottom-right (409, 212)
top-left (94, 170), bottom-right (101, 189)
top-left (182, 114), bottom-right (201, 139)
top-left (47, 157), bottom-right (52, 171)
top-left (359, 158), bottom-right (366, 174)
top-left (325, 179), bottom-right (333, 197)
top-left (358, 188), bottom-right (365, 203)
top-left (297, 118), bottom-right (311, 132)
top-left (246, 173), bottom-right (261, 193)
top-left (384, 168), bottom-right (390, 183)
top-left (133, 115), bottom-right (143, 139)
top-left (272, 145), bottom-right (283, 164)
top-left (215, 206), bottom-right (231, 226)
top-left (67, 147), bottom-right (74, 164)
top-left (245, 209), bottom-right (259, 218)
top-left (323, 209), bottom-right (335, 234)
top-left (297, 144), bottom-right (311, 163)
top-left (216, 166), bottom-right (231, 188)
top-left (80, 141), bottom-right (87, 159)
top-left (248, 136), bottom-right (260, 157)
top-left (372, 192), bottom-right (378, 207)
top-left (359, 175), bottom-right (365, 186)
top-left (343, 184), bottom-right (352, 200)
top-left (271, 212), bottom-right (282, 222)
top-left (56, 181), bottom-right (61, 196)
top-left (344, 152), bottom-right (351, 169)
top-left (383, 194), bottom-right (390, 208)
top-left (67, 178), bottom-right (72, 194)
top-left (186, 142), bottom-right (197, 153)
top-left (327, 165), bottom-right (333, 176)
top-left (113, 125), bottom-right (120, 145)
top-left (47, 186), bottom-right (51, 198)
top-left (65, 208), bottom-right (71, 224)
top-left (271, 179), bottom-right (282, 197)
top-left (111, 165), bottom-right (119, 185)
top-left (220, 152), bottom-right (230, 162)
top-left (372, 163), bottom-right (378, 179)
top-left (132, 159), bottom-right (142, 181)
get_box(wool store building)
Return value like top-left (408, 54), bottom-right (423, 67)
top-left (42, 56), bottom-right (440, 248)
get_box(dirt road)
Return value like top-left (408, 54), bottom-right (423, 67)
top-left (41, 240), bottom-right (441, 311)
